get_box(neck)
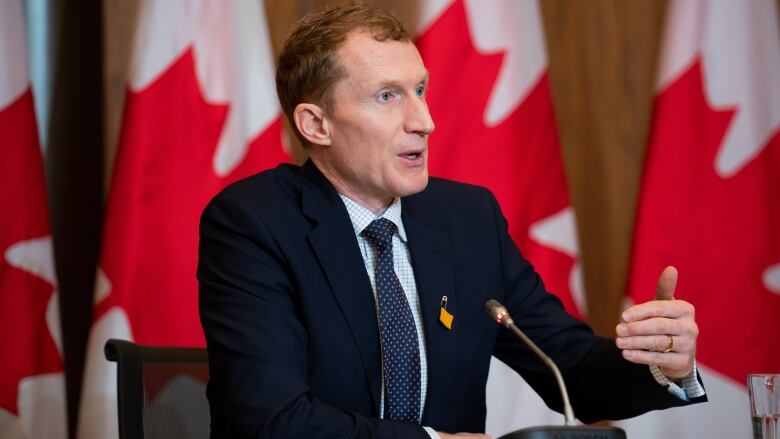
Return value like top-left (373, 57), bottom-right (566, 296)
top-left (339, 191), bottom-right (393, 215)
top-left (310, 157), bottom-right (393, 215)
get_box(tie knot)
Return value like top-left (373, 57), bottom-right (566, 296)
top-left (361, 218), bottom-right (397, 251)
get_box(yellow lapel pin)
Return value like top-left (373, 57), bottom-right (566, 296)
top-left (439, 295), bottom-right (454, 330)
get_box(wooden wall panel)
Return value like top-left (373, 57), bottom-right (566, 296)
top-left (541, 0), bottom-right (666, 334)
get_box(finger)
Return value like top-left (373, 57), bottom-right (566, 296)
top-left (621, 299), bottom-right (695, 322)
top-left (621, 349), bottom-right (690, 371)
top-left (615, 334), bottom-right (693, 353)
top-left (616, 317), bottom-right (696, 337)
top-left (655, 266), bottom-right (678, 301)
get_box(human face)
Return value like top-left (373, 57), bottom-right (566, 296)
top-left (314, 32), bottom-right (435, 213)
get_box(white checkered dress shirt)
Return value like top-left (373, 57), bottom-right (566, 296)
top-left (650, 361), bottom-right (706, 400)
top-left (339, 195), bottom-right (440, 438)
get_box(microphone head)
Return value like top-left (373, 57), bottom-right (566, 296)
top-left (485, 299), bottom-right (512, 326)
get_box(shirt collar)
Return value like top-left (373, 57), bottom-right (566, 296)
top-left (338, 194), bottom-right (408, 243)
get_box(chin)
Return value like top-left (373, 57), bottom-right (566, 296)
top-left (399, 174), bottom-right (429, 197)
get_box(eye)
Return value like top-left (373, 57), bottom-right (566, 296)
top-left (379, 91), bottom-right (393, 102)
top-left (415, 85), bottom-right (425, 97)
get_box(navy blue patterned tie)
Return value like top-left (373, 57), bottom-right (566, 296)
top-left (361, 218), bottom-right (421, 422)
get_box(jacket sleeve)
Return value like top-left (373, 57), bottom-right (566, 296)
top-left (483, 190), bottom-right (706, 423)
top-left (197, 188), bottom-right (429, 438)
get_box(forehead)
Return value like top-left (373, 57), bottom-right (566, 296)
top-left (335, 32), bottom-right (427, 89)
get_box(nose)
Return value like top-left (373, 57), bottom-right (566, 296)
top-left (405, 95), bottom-right (435, 137)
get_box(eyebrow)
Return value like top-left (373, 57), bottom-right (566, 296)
top-left (377, 72), bottom-right (429, 90)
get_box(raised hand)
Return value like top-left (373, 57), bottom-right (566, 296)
top-left (616, 266), bottom-right (698, 379)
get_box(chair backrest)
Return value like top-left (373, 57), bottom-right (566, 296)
top-left (104, 338), bottom-right (210, 439)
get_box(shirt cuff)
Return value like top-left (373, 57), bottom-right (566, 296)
top-left (649, 359), bottom-right (706, 400)
top-left (424, 426), bottom-right (442, 439)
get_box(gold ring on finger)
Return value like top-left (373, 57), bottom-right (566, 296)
top-left (662, 334), bottom-right (674, 353)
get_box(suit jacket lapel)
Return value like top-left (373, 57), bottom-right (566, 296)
top-left (300, 160), bottom-right (382, 414)
top-left (402, 195), bottom-right (458, 428)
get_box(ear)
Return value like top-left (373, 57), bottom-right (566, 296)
top-left (293, 103), bottom-right (331, 146)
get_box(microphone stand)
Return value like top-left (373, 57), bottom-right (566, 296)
top-left (485, 300), bottom-right (626, 439)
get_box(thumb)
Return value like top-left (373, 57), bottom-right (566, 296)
top-left (655, 266), bottom-right (678, 300)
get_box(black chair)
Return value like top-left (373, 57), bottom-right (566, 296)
top-left (104, 338), bottom-right (210, 439)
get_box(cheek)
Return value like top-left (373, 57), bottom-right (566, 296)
top-left (333, 112), bottom-right (400, 174)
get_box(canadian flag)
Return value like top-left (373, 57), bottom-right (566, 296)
top-left (77, 1), bottom-right (288, 438)
top-left (615, 0), bottom-right (780, 437)
top-left (0, 1), bottom-right (66, 438)
top-left (416, 0), bottom-right (585, 435)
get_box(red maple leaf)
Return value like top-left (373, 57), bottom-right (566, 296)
top-left (628, 59), bottom-right (780, 384)
top-left (93, 48), bottom-right (288, 347)
top-left (416, 0), bottom-right (581, 317)
top-left (0, 89), bottom-right (62, 414)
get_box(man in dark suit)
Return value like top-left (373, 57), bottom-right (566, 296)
top-left (198, 5), bottom-right (706, 438)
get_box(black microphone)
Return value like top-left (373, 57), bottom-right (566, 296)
top-left (485, 299), bottom-right (626, 439)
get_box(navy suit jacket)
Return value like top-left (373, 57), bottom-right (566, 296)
top-left (198, 160), bottom-right (705, 438)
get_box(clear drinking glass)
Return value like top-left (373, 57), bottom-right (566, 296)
top-left (749, 374), bottom-right (780, 439)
